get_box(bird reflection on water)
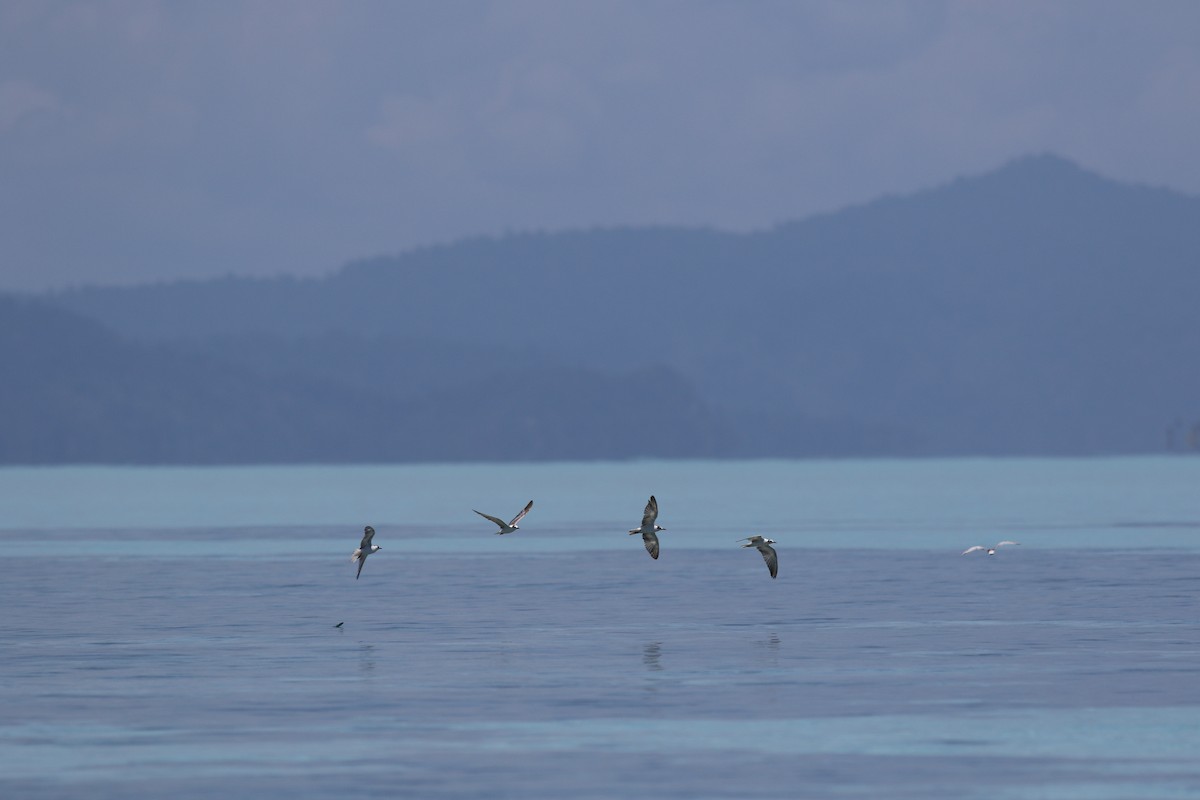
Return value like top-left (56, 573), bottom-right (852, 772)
top-left (642, 641), bottom-right (663, 672)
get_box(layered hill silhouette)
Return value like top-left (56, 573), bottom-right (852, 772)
top-left (0, 297), bottom-right (724, 463)
top-left (8, 154), bottom-right (1200, 463)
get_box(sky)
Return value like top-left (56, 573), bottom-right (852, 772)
top-left (2, 1), bottom-right (1199, 292)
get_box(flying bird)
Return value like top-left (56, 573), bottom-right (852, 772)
top-left (739, 535), bottom-right (778, 578)
top-left (473, 500), bottom-right (533, 534)
top-left (629, 495), bottom-right (666, 559)
top-left (351, 525), bottom-right (382, 579)
top-left (962, 540), bottom-right (1020, 556)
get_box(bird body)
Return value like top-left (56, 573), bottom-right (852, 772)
top-left (962, 540), bottom-right (1019, 556)
top-left (629, 495), bottom-right (665, 559)
top-left (740, 535), bottom-right (778, 578)
top-left (474, 500), bottom-right (533, 534)
top-left (351, 525), bottom-right (382, 579)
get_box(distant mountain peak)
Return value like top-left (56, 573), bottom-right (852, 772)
top-left (976, 152), bottom-right (1109, 190)
top-left (995, 152), bottom-right (1086, 175)
top-left (952, 151), bottom-right (1200, 209)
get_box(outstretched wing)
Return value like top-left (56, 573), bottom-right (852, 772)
top-left (643, 531), bottom-right (660, 560)
top-left (996, 540), bottom-right (1020, 547)
top-left (359, 526), bottom-right (375, 549)
top-left (641, 495), bottom-right (659, 528)
top-left (962, 545), bottom-right (986, 555)
top-left (474, 510), bottom-right (508, 529)
top-left (508, 500), bottom-right (534, 527)
top-left (355, 553), bottom-right (367, 579)
top-left (759, 543), bottom-right (778, 579)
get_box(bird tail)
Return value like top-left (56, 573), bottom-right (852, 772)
top-left (351, 549), bottom-right (362, 563)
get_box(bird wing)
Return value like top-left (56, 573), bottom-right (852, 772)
top-left (474, 510), bottom-right (508, 529)
top-left (359, 527), bottom-right (375, 549)
top-left (508, 500), bottom-right (533, 527)
top-left (643, 531), bottom-right (659, 560)
top-left (741, 535), bottom-right (764, 545)
top-left (759, 544), bottom-right (778, 578)
top-left (356, 553), bottom-right (366, 579)
top-left (962, 545), bottom-right (986, 555)
top-left (641, 495), bottom-right (659, 527)
top-left (996, 540), bottom-right (1020, 547)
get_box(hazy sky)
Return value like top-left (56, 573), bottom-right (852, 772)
top-left (2, 1), bottom-right (1198, 291)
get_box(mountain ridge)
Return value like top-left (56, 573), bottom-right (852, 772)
top-left (12, 153), bottom-right (1200, 462)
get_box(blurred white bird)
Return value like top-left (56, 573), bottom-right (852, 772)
top-left (962, 540), bottom-right (1020, 556)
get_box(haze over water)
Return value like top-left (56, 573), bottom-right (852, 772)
top-left (2, 457), bottom-right (1198, 798)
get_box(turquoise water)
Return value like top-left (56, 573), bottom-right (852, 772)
top-left (4, 456), bottom-right (1200, 549)
top-left (1, 457), bottom-right (1198, 798)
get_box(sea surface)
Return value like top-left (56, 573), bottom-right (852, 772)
top-left (1, 457), bottom-right (1198, 799)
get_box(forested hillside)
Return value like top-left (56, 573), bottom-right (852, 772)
top-left (11, 155), bottom-right (1199, 463)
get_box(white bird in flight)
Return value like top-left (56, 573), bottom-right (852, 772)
top-left (474, 500), bottom-right (533, 535)
top-left (739, 535), bottom-right (778, 578)
top-left (629, 495), bottom-right (666, 559)
top-left (351, 525), bottom-right (382, 579)
top-left (962, 540), bottom-right (1020, 556)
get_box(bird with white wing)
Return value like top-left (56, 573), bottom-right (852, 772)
top-left (962, 540), bottom-right (1020, 556)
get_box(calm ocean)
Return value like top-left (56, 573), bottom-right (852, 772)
top-left (1, 457), bottom-right (1197, 799)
